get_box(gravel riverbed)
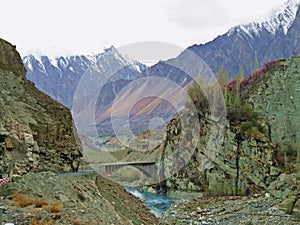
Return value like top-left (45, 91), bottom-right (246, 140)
top-left (159, 194), bottom-right (300, 225)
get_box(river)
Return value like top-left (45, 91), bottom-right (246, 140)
top-left (124, 187), bottom-right (176, 218)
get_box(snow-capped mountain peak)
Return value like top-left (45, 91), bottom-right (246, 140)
top-left (229, 0), bottom-right (299, 37)
top-left (23, 47), bottom-right (146, 108)
top-left (99, 45), bottom-right (136, 66)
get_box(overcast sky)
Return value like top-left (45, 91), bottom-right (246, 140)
top-left (0, 0), bottom-right (297, 57)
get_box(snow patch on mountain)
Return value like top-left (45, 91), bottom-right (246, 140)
top-left (23, 56), bottom-right (34, 71)
top-left (228, 0), bottom-right (299, 38)
top-left (23, 46), bottom-right (146, 77)
top-left (48, 56), bottom-right (59, 69)
top-left (23, 46), bottom-right (147, 83)
top-left (23, 46), bottom-right (147, 108)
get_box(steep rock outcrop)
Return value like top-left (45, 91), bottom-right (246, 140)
top-left (154, 114), bottom-right (277, 196)
top-left (250, 57), bottom-right (300, 155)
top-left (152, 57), bottom-right (300, 197)
top-left (0, 38), bottom-right (82, 177)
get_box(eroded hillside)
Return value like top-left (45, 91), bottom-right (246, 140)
top-left (145, 57), bottom-right (300, 202)
top-left (0, 38), bottom-right (82, 176)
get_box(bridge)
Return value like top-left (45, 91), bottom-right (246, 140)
top-left (100, 161), bottom-right (157, 177)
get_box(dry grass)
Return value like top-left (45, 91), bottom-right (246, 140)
top-left (33, 198), bottom-right (48, 208)
top-left (30, 217), bottom-right (49, 225)
top-left (11, 192), bottom-right (33, 208)
top-left (43, 202), bottom-right (63, 213)
top-left (11, 192), bottom-right (63, 215)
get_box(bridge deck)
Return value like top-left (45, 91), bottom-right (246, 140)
top-left (95, 161), bottom-right (157, 177)
top-left (100, 161), bottom-right (155, 166)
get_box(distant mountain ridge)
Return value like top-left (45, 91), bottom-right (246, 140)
top-left (229, 0), bottom-right (298, 36)
top-left (23, 46), bottom-right (146, 108)
top-left (188, 0), bottom-right (300, 77)
top-left (23, 0), bottom-right (300, 137)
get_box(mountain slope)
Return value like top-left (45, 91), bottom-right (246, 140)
top-left (188, 0), bottom-right (300, 77)
top-left (0, 38), bottom-right (82, 176)
top-left (0, 172), bottom-right (158, 224)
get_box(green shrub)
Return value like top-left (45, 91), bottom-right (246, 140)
top-left (240, 121), bottom-right (254, 134)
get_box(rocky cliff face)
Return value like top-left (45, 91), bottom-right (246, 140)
top-left (155, 114), bottom-right (278, 196)
top-left (151, 57), bottom-right (300, 199)
top-left (0, 38), bottom-right (82, 177)
top-left (250, 57), bottom-right (300, 155)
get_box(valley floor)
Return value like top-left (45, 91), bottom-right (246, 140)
top-left (1, 171), bottom-right (300, 225)
top-left (160, 194), bottom-right (300, 225)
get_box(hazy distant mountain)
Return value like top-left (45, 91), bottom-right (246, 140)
top-left (98, 0), bottom-right (300, 135)
top-left (23, 0), bottom-right (300, 137)
top-left (23, 46), bottom-right (146, 108)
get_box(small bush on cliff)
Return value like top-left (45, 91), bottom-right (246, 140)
top-left (187, 77), bottom-right (210, 114)
top-left (187, 71), bottom-right (265, 138)
top-left (231, 104), bottom-right (265, 137)
top-left (240, 121), bottom-right (255, 134)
